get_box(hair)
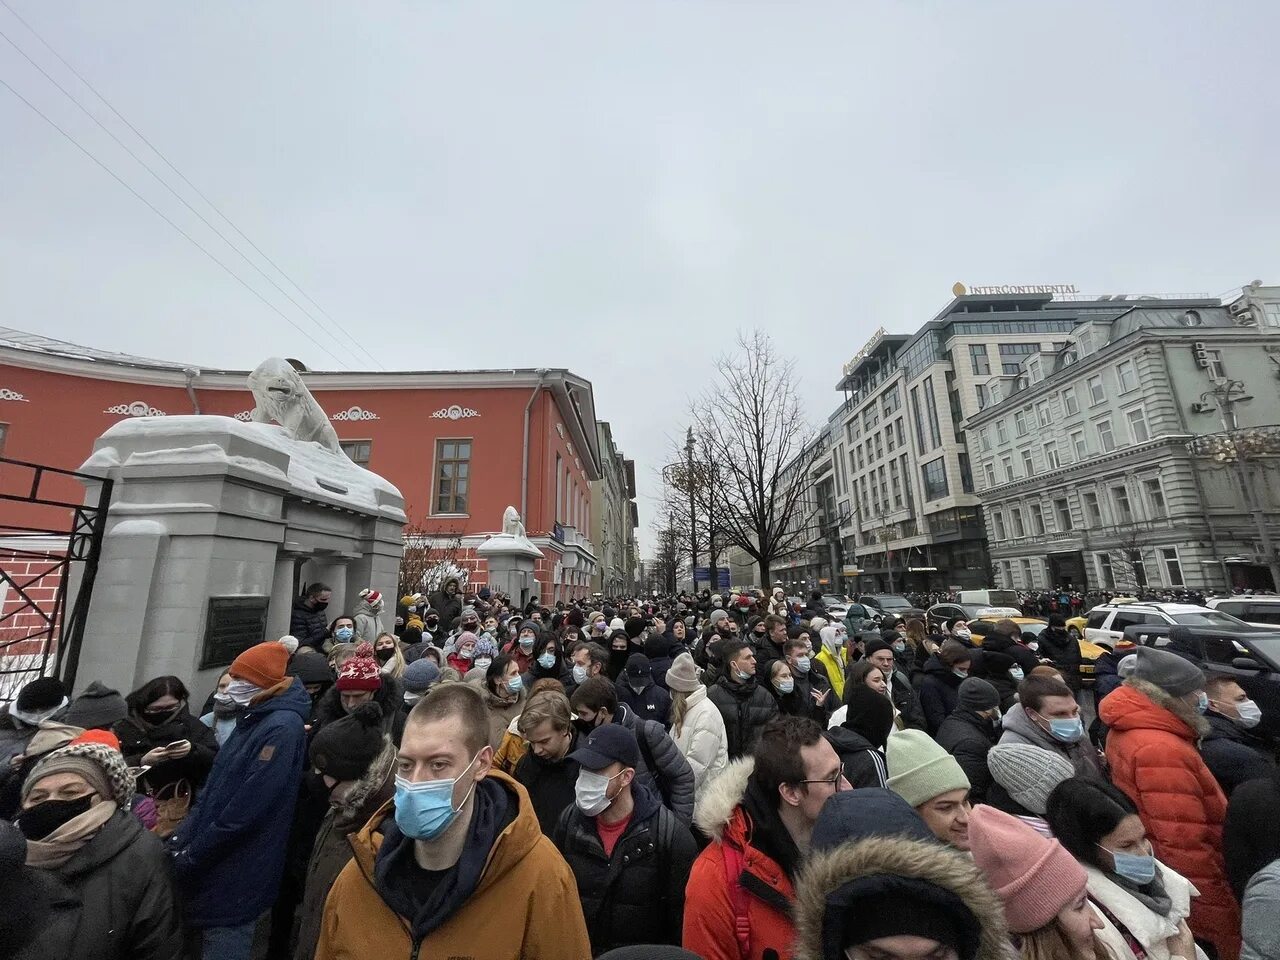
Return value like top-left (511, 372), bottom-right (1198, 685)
top-left (374, 633), bottom-right (406, 679)
top-left (947, 617), bottom-right (969, 632)
top-left (407, 681), bottom-right (490, 755)
top-left (516, 690), bottom-right (572, 737)
top-left (570, 675), bottom-right (618, 716)
top-left (572, 641), bottom-right (610, 671)
top-left (1204, 674), bottom-right (1240, 699)
top-left (720, 638), bottom-right (751, 666)
top-left (769, 659), bottom-right (792, 684)
top-left (938, 639), bottom-right (972, 668)
top-left (847, 659), bottom-right (885, 693)
top-left (328, 615), bottom-right (355, 634)
top-left (671, 689), bottom-right (692, 738)
top-left (485, 654), bottom-right (515, 695)
top-left (1020, 917), bottom-right (1117, 960)
top-left (528, 677), bottom-right (566, 699)
top-left (904, 619), bottom-right (927, 647)
top-left (1030, 664), bottom-right (1064, 682)
top-left (1044, 778), bottom-right (1139, 872)
top-left (993, 618), bottom-right (1023, 638)
top-left (127, 676), bottom-right (190, 714)
top-left (328, 642), bottom-right (357, 672)
top-left (763, 614), bottom-right (788, 635)
top-left (1019, 674), bottom-right (1075, 713)
top-left (306, 582), bottom-right (331, 598)
top-left (752, 715), bottom-right (825, 804)
top-left (783, 636), bottom-right (809, 658)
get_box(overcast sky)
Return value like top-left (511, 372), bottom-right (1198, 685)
top-left (3, 1), bottom-right (1278, 555)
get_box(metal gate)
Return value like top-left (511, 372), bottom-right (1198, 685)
top-left (0, 457), bottom-right (111, 697)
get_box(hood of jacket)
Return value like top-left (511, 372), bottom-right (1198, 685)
top-left (694, 756), bottom-right (754, 840)
top-left (1099, 678), bottom-right (1209, 740)
top-left (923, 655), bottom-right (962, 685)
top-left (353, 596), bottom-right (381, 618)
top-left (792, 834), bottom-right (1009, 960)
top-left (332, 738), bottom-right (398, 830)
top-left (999, 702), bottom-right (1058, 750)
top-left (981, 632), bottom-right (1023, 656)
top-left (826, 724), bottom-right (877, 756)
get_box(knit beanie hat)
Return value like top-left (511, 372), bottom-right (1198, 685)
top-left (885, 728), bottom-right (970, 808)
top-left (707, 610), bottom-right (729, 627)
top-left (230, 641), bottom-right (290, 689)
top-left (310, 702), bottom-right (387, 781)
top-left (968, 804), bottom-right (1087, 934)
top-left (864, 638), bottom-right (895, 659)
top-left (625, 616), bottom-right (646, 640)
top-left (15, 677), bottom-right (66, 714)
top-left (71, 729), bottom-right (122, 751)
top-left (63, 681), bottom-right (128, 730)
top-left (474, 635), bottom-right (499, 659)
top-left (811, 788), bottom-right (936, 852)
top-left (336, 642), bottom-right (383, 692)
top-left (956, 678), bottom-right (1000, 713)
top-left (986, 744), bottom-right (1075, 816)
top-left (1131, 646), bottom-right (1205, 697)
top-left (23, 741), bottom-right (135, 808)
top-left (665, 652), bottom-right (702, 693)
top-left (403, 658), bottom-right (440, 695)
top-left (843, 685), bottom-right (895, 751)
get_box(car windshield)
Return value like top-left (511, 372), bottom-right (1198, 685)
top-left (1244, 635), bottom-right (1280, 667)
top-left (1016, 621), bottom-right (1048, 636)
top-left (1170, 611), bottom-right (1249, 627)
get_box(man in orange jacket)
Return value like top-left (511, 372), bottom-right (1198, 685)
top-left (683, 715), bottom-right (849, 960)
top-left (316, 682), bottom-right (589, 960)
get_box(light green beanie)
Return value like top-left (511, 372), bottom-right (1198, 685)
top-left (885, 728), bottom-right (970, 808)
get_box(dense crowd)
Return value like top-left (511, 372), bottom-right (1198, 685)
top-left (0, 579), bottom-right (1277, 960)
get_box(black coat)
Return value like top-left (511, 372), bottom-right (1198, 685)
top-left (1201, 710), bottom-right (1276, 798)
top-left (112, 706), bottom-right (219, 794)
top-left (17, 810), bottom-right (183, 960)
top-left (918, 657), bottom-right (963, 735)
top-left (428, 585), bottom-right (462, 630)
top-left (790, 669), bottom-right (836, 725)
top-left (514, 730), bottom-right (582, 835)
top-left (936, 709), bottom-right (998, 802)
top-left (706, 674), bottom-right (779, 760)
top-left (613, 706), bottom-right (696, 824)
top-left (826, 725), bottom-right (887, 788)
top-left (289, 596), bottom-right (329, 650)
top-left (616, 677), bottom-right (672, 728)
top-left (552, 783), bottom-right (697, 955)
top-left (981, 633), bottom-right (1040, 676)
top-left (312, 678), bottom-right (406, 745)
top-left (888, 672), bottom-right (927, 732)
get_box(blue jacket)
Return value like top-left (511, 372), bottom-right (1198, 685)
top-left (173, 679), bottom-right (310, 928)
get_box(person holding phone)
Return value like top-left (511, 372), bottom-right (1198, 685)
top-left (113, 676), bottom-right (219, 799)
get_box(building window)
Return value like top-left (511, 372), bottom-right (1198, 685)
top-left (1062, 386), bottom-right (1079, 416)
top-left (1087, 375), bottom-right (1105, 405)
top-left (1028, 358), bottom-right (1042, 383)
top-left (1036, 401), bottom-right (1052, 428)
top-left (555, 453), bottom-right (563, 520)
top-left (1125, 406), bottom-right (1150, 444)
top-left (1096, 418), bottom-right (1116, 453)
top-left (958, 452), bottom-right (974, 493)
top-left (1029, 502), bottom-right (1046, 535)
top-left (1021, 449), bottom-right (1035, 475)
top-left (991, 381), bottom-right (1003, 404)
top-left (0, 421), bottom-right (7, 457)
top-left (1014, 410), bottom-right (1028, 437)
top-left (923, 377), bottom-right (943, 449)
top-left (1001, 455), bottom-right (1015, 482)
top-left (1070, 429), bottom-right (1087, 460)
top-left (882, 385), bottom-right (901, 415)
top-left (1083, 490), bottom-right (1103, 526)
top-left (1021, 558), bottom-right (1035, 586)
top-left (338, 440), bottom-right (371, 465)
top-left (995, 419), bottom-right (1008, 443)
top-left (910, 387), bottom-right (926, 452)
top-left (1054, 498), bottom-right (1074, 531)
top-left (1202, 348), bottom-right (1227, 380)
top-left (992, 510), bottom-right (1007, 540)
top-left (434, 439), bottom-right (472, 514)
top-left (886, 424), bottom-right (896, 453)
top-left (999, 343), bottom-right (1038, 375)
top-left (1160, 547), bottom-right (1185, 586)
top-left (1112, 485), bottom-right (1134, 523)
top-left (984, 462), bottom-right (997, 488)
top-left (1129, 550), bottom-right (1150, 588)
top-left (976, 384), bottom-right (989, 410)
top-left (1143, 477), bottom-right (1166, 517)
top-left (1011, 507), bottom-right (1026, 538)
top-left (970, 343), bottom-right (991, 376)
top-left (921, 458), bottom-right (949, 500)
top-left (1117, 359), bottom-right (1138, 393)
top-left (890, 458), bottom-right (903, 507)
top-left (979, 428), bottom-right (991, 453)
top-left (1098, 552), bottom-right (1116, 589)
top-left (1001, 560), bottom-right (1014, 586)
top-left (1043, 442), bottom-right (1061, 470)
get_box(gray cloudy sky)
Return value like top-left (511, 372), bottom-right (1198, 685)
top-left (3, 1), bottom-right (1278, 554)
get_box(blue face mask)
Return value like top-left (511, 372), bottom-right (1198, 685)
top-left (571, 664), bottom-right (589, 684)
top-left (792, 656), bottom-right (811, 674)
top-left (506, 675), bottom-right (524, 695)
top-left (394, 751), bottom-right (482, 840)
top-left (519, 636), bottom-right (535, 653)
top-left (1101, 844), bottom-right (1158, 886)
top-left (1195, 691), bottom-right (1209, 715)
top-left (777, 679), bottom-right (794, 694)
top-left (1047, 716), bottom-right (1085, 743)
top-left (537, 652), bottom-right (556, 670)
top-left (335, 626), bottom-right (354, 642)
top-left (1009, 666), bottom-right (1025, 682)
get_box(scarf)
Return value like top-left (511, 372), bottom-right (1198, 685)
top-left (1110, 866), bottom-right (1174, 918)
top-left (25, 800), bottom-right (117, 869)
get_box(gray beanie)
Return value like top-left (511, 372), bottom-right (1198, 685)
top-left (402, 658), bottom-right (441, 695)
top-left (665, 653), bottom-right (702, 693)
top-left (707, 609), bottom-right (730, 627)
top-left (956, 677), bottom-right (1000, 712)
top-left (987, 743), bottom-right (1074, 815)
top-left (1131, 646), bottom-right (1204, 697)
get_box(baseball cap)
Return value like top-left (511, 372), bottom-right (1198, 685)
top-left (569, 724), bottom-right (640, 772)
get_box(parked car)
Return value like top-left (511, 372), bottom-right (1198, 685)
top-left (1206, 596), bottom-right (1280, 628)
top-left (821, 594), bottom-right (849, 619)
top-left (926, 602), bottom-right (1022, 632)
top-left (1080, 602), bottom-right (1254, 647)
top-left (1126, 622), bottom-right (1280, 740)
top-left (965, 616), bottom-right (1106, 688)
top-left (855, 594), bottom-right (925, 621)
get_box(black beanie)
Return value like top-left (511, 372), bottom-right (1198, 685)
top-left (625, 616), bottom-right (646, 640)
top-left (310, 702), bottom-right (386, 781)
top-left (864, 638), bottom-right (895, 659)
top-left (16, 677), bottom-right (66, 713)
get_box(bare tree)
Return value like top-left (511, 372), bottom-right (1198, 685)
top-left (1109, 524), bottom-right (1150, 595)
top-left (647, 507), bottom-right (683, 595)
top-left (687, 330), bottom-right (826, 587)
top-left (398, 515), bottom-right (468, 598)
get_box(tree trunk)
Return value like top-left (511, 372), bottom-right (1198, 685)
top-left (757, 558), bottom-right (771, 590)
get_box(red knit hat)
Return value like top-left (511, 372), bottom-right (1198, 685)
top-left (336, 641), bottom-right (383, 692)
top-left (968, 804), bottom-right (1087, 934)
top-left (72, 728), bottom-right (122, 752)
top-left (230, 641), bottom-right (290, 689)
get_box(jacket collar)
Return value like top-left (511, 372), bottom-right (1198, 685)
top-left (1107, 678), bottom-right (1209, 740)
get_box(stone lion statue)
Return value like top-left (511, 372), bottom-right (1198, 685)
top-left (248, 358), bottom-right (340, 453)
top-left (502, 506), bottom-right (527, 539)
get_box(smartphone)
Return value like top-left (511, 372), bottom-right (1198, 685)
top-left (126, 765), bottom-right (151, 778)
top-left (167, 740), bottom-right (190, 751)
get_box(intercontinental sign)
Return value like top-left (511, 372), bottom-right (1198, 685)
top-left (953, 282), bottom-right (1079, 296)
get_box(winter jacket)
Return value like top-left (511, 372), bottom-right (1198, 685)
top-left (887, 671), bottom-right (927, 732)
top-left (789, 669), bottom-right (836, 725)
top-left (1037, 626), bottom-right (1082, 689)
top-left (1223, 769), bottom-right (1280, 901)
top-left (614, 704), bottom-right (696, 824)
top-left (428, 581), bottom-right (463, 629)
top-left (15, 809), bottom-right (182, 960)
top-left (312, 678), bottom-right (406, 745)
top-left (999, 702), bottom-right (1106, 780)
top-left (977, 649), bottom-right (1021, 713)
top-left (314, 772), bottom-right (590, 960)
top-left (826, 725), bottom-right (887, 788)
top-left (936, 709), bottom-right (998, 803)
top-left (112, 705), bottom-right (219, 795)
top-left (172, 679), bottom-right (310, 929)
top-left (981, 631), bottom-right (1040, 676)
top-left (1200, 709), bottom-right (1276, 798)
top-left (552, 781), bottom-right (698, 954)
top-left (918, 656), bottom-right (963, 735)
top-left (294, 741), bottom-right (396, 960)
top-left (1101, 678), bottom-right (1241, 960)
top-left (707, 674), bottom-right (779, 761)
top-left (514, 728), bottom-right (583, 835)
top-left (481, 686), bottom-right (524, 750)
top-left (290, 596), bottom-right (330, 650)
top-left (617, 675), bottom-right (673, 727)
top-left (672, 685), bottom-right (729, 798)
top-left (814, 648), bottom-right (847, 702)
top-left (1094, 649), bottom-right (1128, 703)
top-left (351, 596), bottom-right (383, 645)
top-left (1241, 858), bottom-right (1280, 960)
top-left (792, 834), bottom-right (1010, 960)
top-left (684, 758), bottom-right (803, 960)
top-left (1086, 859), bottom-right (1208, 960)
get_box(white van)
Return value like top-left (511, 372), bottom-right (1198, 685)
top-left (957, 589), bottom-right (1020, 608)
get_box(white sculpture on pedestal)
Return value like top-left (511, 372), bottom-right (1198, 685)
top-left (479, 505), bottom-right (542, 561)
top-left (502, 505), bottom-right (527, 539)
top-left (248, 358), bottom-right (341, 453)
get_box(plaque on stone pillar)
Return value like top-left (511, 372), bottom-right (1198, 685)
top-left (201, 596), bottom-right (271, 669)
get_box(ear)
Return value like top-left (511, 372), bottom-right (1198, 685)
top-left (473, 745), bottom-right (495, 781)
top-left (778, 781), bottom-right (805, 809)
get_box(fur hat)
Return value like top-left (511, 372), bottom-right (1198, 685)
top-left (23, 741), bottom-right (135, 808)
top-left (230, 642), bottom-right (290, 689)
top-left (336, 642), bottom-right (383, 692)
top-left (885, 728), bottom-right (970, 808)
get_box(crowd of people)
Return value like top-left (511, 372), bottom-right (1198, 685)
top-left (0, 579), bottom-right (1277, 960)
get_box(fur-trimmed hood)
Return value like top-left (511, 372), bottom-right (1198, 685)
top-left (1105, 677), bottom-right (1210, 740)
top-left (694, 756), bottom-right (753, 840)
top-left (793, 835), bottom-right (1009, 960)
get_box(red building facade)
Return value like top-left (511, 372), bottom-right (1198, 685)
top-left (0, 328), bottom-right (602, 612)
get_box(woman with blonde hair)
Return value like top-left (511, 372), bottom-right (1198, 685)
top-left (373, 632), bottom-right (406, 681)
top-left (663, 652), bottom-right (727, 797)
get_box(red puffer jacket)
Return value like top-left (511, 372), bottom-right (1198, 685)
top-left (1101, 679), bottom-right (1241, 960)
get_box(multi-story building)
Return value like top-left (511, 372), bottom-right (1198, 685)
top-left (590, 421), bottom-right (638, 595)
top-left (965, 297), bottom-right (1280, 593)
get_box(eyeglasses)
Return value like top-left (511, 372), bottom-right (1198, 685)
top-left (795, 769), bottom-right (844, 789)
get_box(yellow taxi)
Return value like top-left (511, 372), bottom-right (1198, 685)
top-left (966, 616), bottom-right (1107, 687)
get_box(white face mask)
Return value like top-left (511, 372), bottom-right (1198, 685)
top-left (1233, 698), bottom-right (1263, 728)
top-left (474, 658), bottom-right (493, 671)
top-left (575, 768), bottom-right (623, 816)
top-left (225, 678), bottom-right (263, 707)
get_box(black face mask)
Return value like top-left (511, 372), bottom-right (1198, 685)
top-left (425, 618), bottom-right (439, 629)
top-left (571, 717), bottom-right (596, 739)
top-left (18, 794), bottom-right (95, 840)
top-left (141, 704), bottom-right (181, 725)
top-left (313, 600), bottom-right (328, 611)
top-left (374, 648), bottom-right (395, 664)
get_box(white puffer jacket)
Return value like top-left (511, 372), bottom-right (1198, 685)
top-left (672, 685), bottom-right (729, 797)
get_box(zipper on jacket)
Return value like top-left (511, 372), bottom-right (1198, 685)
top-left (410, 939), bottom-right (422, 960)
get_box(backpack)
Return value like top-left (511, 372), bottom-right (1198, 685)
top-left (635, 718), bottom-right (676, 812)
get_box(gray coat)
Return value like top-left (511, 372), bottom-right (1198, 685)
top-left (615, 704), bottom-right (696, 825)
top-left (1242, 858), bottom-right (1280, 960)
top-left (998, 702), bottom-right (1105, 780)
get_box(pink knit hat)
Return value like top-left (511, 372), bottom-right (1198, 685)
top-left (968, 804), bottom-right (1087, 934)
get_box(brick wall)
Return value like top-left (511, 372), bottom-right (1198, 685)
top-left (0, 550), bottom-right (64, 657)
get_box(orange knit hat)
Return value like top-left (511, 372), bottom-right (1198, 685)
top-left (230, 641), bottom-right (290, 689)
top-left (72, 728), bottom-right (122, 752)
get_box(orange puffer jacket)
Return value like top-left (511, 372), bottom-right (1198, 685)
top-left (1101, 679), bottom-right (1241, 960)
